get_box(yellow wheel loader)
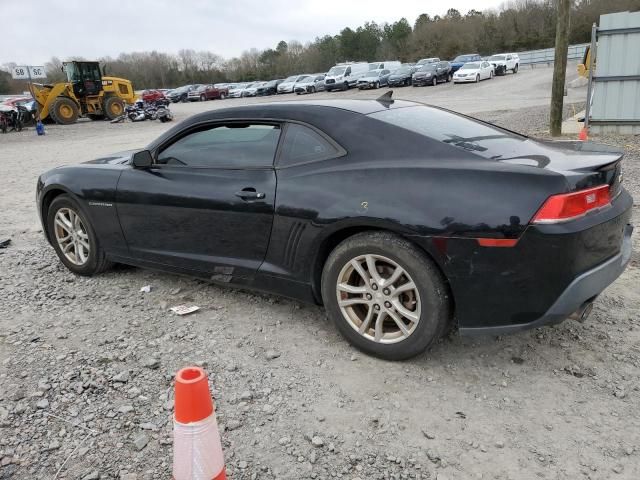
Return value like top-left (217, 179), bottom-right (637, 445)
top-left (31, 61), bottom-right (135, 125)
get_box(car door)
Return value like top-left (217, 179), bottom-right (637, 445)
top-left (116, 122), bottom-right (280, 279)
top-left (380, 69), bottom-right (390, 85)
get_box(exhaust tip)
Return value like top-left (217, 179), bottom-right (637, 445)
top-left (569, 301), bottom-right (594, 323)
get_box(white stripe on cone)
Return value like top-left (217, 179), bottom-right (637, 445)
top-left (173, 414), bottom-right (225, 480)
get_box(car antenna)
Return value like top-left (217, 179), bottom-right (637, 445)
top-left (376, 90), bottom-right (394, 107)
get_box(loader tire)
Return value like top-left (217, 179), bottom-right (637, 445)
top-left (49, 97), bottom-right (79, 125)
top-left (103, 96), bottom-right (125, 120)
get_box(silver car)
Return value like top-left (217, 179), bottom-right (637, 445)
top-left (356, 69), bottom-right (391, 89)
top-left (294, 74), bottom-right (326, 94)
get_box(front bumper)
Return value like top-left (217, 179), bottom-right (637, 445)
top-left (388, 79), bottom-right (409, 87)
top-left (412, 76), bottom-right (433, 86)
top-left (460, 223), bottom-right (634, 335)
top-left (453, 75), bottom-right (476, 83)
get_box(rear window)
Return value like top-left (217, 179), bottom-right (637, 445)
top-left (369, 106), bottom-right (527, 159)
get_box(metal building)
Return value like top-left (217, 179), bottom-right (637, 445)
top-left (586, 11), bottom-right (640, 134)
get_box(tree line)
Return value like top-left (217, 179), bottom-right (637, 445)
top-left (1, 0), bottom-right (637, 93)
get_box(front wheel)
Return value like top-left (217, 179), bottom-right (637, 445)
top-left (475, 75), bottom-right (480, 83)
top-left (47, 195), bottom-right (111, 276)
top-left (447, 73), bottom-right (452, 82)
top-left (219, 93), bottom-right (226, 100)
top-left (103, 96), bottom-right (125, 120)
top-left (322, 232), bottom-right (450, 361)
top-left (432, 77), bottom-right (437, 87)
top-left (200, 94), bottom-right (206, 101)
top-left (513, 64), bottom-right (518, 73)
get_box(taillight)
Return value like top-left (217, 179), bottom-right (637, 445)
top-left (532, 185), bottom-right (611, 224)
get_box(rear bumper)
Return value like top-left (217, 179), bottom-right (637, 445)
top-left (460, 223), bottom-right (633, 336)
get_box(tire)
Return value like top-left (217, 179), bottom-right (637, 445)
top-left (514, 64), bottom-right (519, 73)
top-left (49, 97), bottom-right (79, 125)
top-left (447, 73), bottom-right (452, 82)
top-left (103, 96), bottom-right (125, 121)
top-left (219, 93), bottom-right (226, 100)
top-left (310, 86), bottom-right (316, 93)
top-left (200, 94), bottom-right (206, 101)
top-left (490, 71), bottom-right (493, 79)
top-left (47, 194), bottom-right (111, 276)
top-left (321, 232), bottom-right (450, 361)
top-left (475, 75), bottom-right (480, 83)
top-left (432, 77), bottom-right (437, 87)
top-left (342, 82), bottom-right (349, 91)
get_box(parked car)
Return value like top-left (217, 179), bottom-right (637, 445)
top-left (277, 75), bottom-right (310, 94)
top-left (453, 61), bottom-right (494, 83)
top-left (36, 97), bottom-right (633, 361)
top-left (228, 83), bottom-right (249, 98)
top-left (324, 62), bottom-right (369, 91)
top-left (368, 61), bottom-right (401, 72)
top-left (416, 57), bottom-right (440, 66)
top-left (387, 66), bottom-right (415, 87)
top-left (294, 74), bottom-right (326, 94)
top-left (357, 69), bottom-right (391, 89)
top-left (168, 85), bottom-right (201, 103)
top-left (450, 54), bottom-right (482, 73)
top-left (188, 84), bottom-right (229, 101)
top-left (257, 79), bottom-right (284, 96)
top-left (241, 82), bottom-right (267, 97)
top-left (488, 53), bottom-right (520, 75)
top-left (412, 61), bottom-right (452, 86)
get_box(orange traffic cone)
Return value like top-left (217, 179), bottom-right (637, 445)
top-left (578, 126), bottom-right (588, 141)
top-left (173, 366), bottom-right (226, 480)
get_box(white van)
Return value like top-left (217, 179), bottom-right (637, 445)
top-left (368, 61), bottom-right (401, 72)
top-left (324, 62), bottom-right (370, 91)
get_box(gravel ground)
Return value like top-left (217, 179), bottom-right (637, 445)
top-left (1, 84), bottom-right (639, 479)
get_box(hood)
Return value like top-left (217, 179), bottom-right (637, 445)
top-left (83, 150), bottom-right (136, 165)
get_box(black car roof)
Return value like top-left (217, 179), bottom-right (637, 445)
top-left (187, 99), bottom-right (420, 121)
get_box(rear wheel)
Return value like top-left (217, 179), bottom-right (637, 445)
top-left (47, 195), bottom-right (111, 276)
top-left (103, 96), bottom-right (125, 120)
top-left (49, 97), bottom-right (79, 125)
top-left (475, 74), bottom-right (480, 83)
top-left (447, 73), bottom-right (452, 82)
top-left (374, 81), bottom-right (380, 89)
top-left (322, 232), bottom-right (450, 360)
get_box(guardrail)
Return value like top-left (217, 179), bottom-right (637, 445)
top-left (517, 43), bottom-right (589, 65)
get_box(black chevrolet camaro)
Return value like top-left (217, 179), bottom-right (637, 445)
top-left (37, 96), bottom-right (633, 360)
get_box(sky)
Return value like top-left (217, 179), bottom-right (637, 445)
top-left (1, 0), bottom-right (503, 66)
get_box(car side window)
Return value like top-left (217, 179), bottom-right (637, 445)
top-left (157, 123), bottom-right (281, 168)
top-left (345, 67), bottom-right (352, 76)
top-left (278, 123), bottom-right (341, 167)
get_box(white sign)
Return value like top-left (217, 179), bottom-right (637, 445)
top-left (11, 66), bottom-right (29, 79)
top-left (29, 66), bottom-right (46, 79)
top-left (11, 65), bottom-right (46, 80)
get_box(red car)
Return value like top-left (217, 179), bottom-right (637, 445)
top-left (141, 89), bottom-right (168, 104)
top-left (187, 84), bottom-right (229, 101)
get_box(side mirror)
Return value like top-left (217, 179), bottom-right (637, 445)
top-left (132, 150), bottom-right (153, 168)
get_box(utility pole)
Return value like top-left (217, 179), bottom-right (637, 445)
top-left (550, 0), bottom-right (571, 136)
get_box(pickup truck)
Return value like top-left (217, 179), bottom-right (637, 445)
top-left (187, 84), bottom-right (229, 101)
top-left (488, 53), bottom-right (520, 75)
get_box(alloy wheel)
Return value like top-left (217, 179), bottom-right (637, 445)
top-left (54, 208), bottom-right (90, 266)
top-left (336, 254), bottom-right (421, 344)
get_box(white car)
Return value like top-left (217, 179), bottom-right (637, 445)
top-left (453, 61), bottom-right (494, 83)
top-left (488, 53), bottom-right (520, 75)
top-left (228, 83), bottom-right (249, 98)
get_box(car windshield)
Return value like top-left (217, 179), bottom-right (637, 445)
top-left (284, 76), bottom-right (297, 82)
top-left (454, 55), bottom-right (475, 62)
top-left (297, 76), bottom-right (312, 83)
top-left (327, 66), bottom-right (346, 76)
top-left (369, 105), bottom-right (526, 160)
top-left (460, 63), bottom-right (480, 70)
top-left (419, 65), bottom-right (437, 72)
top-left (490, 55), bottom-right (506, 61)
top-left (369, 63), bottom-right (381, 70)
